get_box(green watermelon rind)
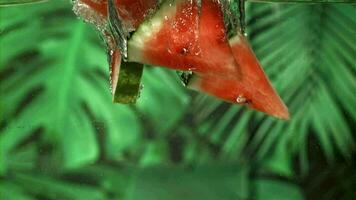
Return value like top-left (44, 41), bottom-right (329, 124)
top-left (113, 61), bottom-right (144, 104)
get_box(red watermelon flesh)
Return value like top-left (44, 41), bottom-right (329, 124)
top-left (189, 34), bottom-right (289, 119)
top-left (128, 0), bottom-right (241, 78)
top-left (77, 0), bottom-right (158, 30)
top-left (77, 0), bottom-right (107, 17)
top-left (166, 0), bottom-right (200, 58)
top-left (109, 49), bottom-right (121, 94)
top-left (197, 0), bottom-right (241, 78)
top-left (115, 0), bottom-right (159, 30)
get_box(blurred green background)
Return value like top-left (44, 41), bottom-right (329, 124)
top-left (0, 0), bottom-right (355, 199)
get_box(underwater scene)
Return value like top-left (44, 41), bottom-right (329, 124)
top-left (0, 0), bottom-right (355, 199)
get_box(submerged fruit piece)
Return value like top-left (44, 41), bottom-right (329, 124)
top-left (74, 0), bottom-right (288, 119)
top-left (73, 0), bottom-right (157, 103)
top-left (189, 33), bottom-right (289, 119)
top-left (128, 0), bottom-right (241, 78)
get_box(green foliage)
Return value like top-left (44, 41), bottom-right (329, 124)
top-left (0, 0), bottom-right (47, 6)
top-left (0, 0), bottom-right (355, 200)
top-left (192, 2), bottom-right (356, 175)
top-left (252, 2), bottom-right (356, 168)
top-left (248, 0), bottom-right (356, 3)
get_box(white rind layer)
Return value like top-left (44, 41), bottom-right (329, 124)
top-left (127, 0), bottom-right (178, 62)
top-left (229, 33), bottom-right (242, 46)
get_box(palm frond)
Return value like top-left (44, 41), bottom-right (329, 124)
top-left (0, 1), bottom-right (355, 199)
top-left (0, 0), bottom-right (47, 6)
top-left (0, 1), bottom-right (189, 172)
top-left (191, 2), bottom-right (356, 174)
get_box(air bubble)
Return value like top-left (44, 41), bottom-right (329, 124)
top-left (236, 95), bottom-right (247, 104)
top-left (72, 0), bottom-right (107, 33)
top-left (109, 49), bottom-right (114, 56)
top-left (181, 47), bottom-right (189, 55)
top-left (137, 84), bottom-right (145, 98)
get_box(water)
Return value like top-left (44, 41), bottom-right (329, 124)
top-left (0, 1), bottom-right (355, 200)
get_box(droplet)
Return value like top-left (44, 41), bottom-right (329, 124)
top-left (177, 71), bottom-right (193, 86)
top-left (236, 95), bottom-right (247, 104)
top-left (180, 47), bottom-right (189, 55)
top-left (140, 84), bottom-right (145, 91)
top-left (137, 84), bottom-right (145, 98)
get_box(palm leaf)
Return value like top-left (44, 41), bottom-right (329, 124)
top-left (0, 1), bottom-right (355, 199)
top-left (0, 0), bottom-right (47, 6)
top-left (0, 0), bottom-right (189, 172)
top-left (190, 2), bottom-right (356, 174)
top-left (248, 0), bottom-right (355, 2)
top-left (1, 162), bottom-right (305, 200)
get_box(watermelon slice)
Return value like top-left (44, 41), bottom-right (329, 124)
top-left (74, 0), bottom-right (289, 119)
top-left (73, 0), bottom-right (157, 103)
top-left (127, 0), bottom-right (288, 119)
top-left (188, 33), bottom-right (289, 119)
top-left (128, 0), bottom-right (241, 78)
